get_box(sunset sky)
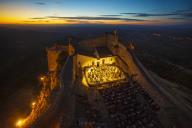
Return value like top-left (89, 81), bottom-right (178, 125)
top-left (0, 0), bottom-right (192, 25)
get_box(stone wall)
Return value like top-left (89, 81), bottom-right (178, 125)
top-left (74, 33), bottom-right (165, 105)
top-left (106, 34), bottom-right (165, 106)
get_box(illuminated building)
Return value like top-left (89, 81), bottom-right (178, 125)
top-left (17, 31), bottom-right (173, 128)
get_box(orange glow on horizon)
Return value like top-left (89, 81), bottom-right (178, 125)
top-left (0, 6), bottom-right (173, 25)
top-left (0, 19), bottom-right (163, 25)
top-left (0, 15), bottom-right (176, 25)
top-left (0, 1), bottom-right (189, 26)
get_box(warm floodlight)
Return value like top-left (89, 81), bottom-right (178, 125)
top-left (40, 76), bottom-right (45, 81)
top-left (31, 101), bottom-right (36, 107)
top-left (16, 119), bottom-right (24, 127)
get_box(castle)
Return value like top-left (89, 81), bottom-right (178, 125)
top-left (17, 31), bottom-right (192, 128)
top-left (40, 31), bottom-right (166, 128)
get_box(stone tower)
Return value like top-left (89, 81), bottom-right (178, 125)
top-left (46, 43), bottom-right (66, 72)
top-left (46, 41), bottom-right (75, 89)
top-left (46, 43), bottom-right (66, 89)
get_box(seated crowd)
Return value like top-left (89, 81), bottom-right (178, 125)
top-left (99, 82), bottom-right (162, 128)
top-left (85, 65), bottom-right (126, 86)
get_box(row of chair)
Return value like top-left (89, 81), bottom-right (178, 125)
top-left (99, 82), bottom-right (162, 128)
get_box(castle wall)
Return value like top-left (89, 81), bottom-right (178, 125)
top-left (116, 57), bottom-right (129, 74)
top-left (47, 50), bottom-right (61, 72)
top-left (78, 34), bottom-right (163, 102)
top-left (76, 33), bottom-right (165, 105)
top-left (106, 35), bottom-right (165, 105)
top-left (73, 55), bottom-right (77, 83)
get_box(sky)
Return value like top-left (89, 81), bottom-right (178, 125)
top-left (0, 0), bottom-right (192, 25)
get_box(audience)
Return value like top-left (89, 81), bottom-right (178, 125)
top-left (86, 65), bottom-right (126, 85)
top-left (99, 82), bottom-right (162, 128)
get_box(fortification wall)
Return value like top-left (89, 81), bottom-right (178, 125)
top-left (116, 57), bottom-right (129, 74)
top-left (77, 34), bottom-right (165, 105)
top-left (106, 35), bottom-right (165, 106)
top-left (47, 50), bottom-right (61, 72)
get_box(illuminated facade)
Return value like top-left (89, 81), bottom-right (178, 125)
top-left (74, 53), bottom-right (127, 87)
top-left (16, 31), bottom-right (169, 128)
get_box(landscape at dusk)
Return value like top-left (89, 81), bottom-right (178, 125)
top-left (1, 0), bottom-right (192, 26)
top-left (0, 0), bottom-right (192, 128)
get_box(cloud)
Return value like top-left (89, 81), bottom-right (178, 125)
top-left (174, 9), bottom-right (192, 18)
top-left (180, 12), bottom-right (192, 17)
top-left (120, 13), bottom-right (175, 17)
top-left (66, 20), bottom-right (105, 24)
top-left (121, 8), bottom-right (192, 19)
top-left (168, 17), bottom-right (185, 20)
top-left (25, 8), bottom-right (192, 24)
top-left (100, 15), bottom-right (122, 17)
top-left (23, 20), bottom-right (37, 23)
top-left (78, 20), bottom-right (94, 24)
top-left (36, 2), bottom-right (46, 5)
top-left (27, 16), bottom-right (149, 24)
top-left (30, 17), bottom-right (47, 19)
top-left (46, 16), bottom-right (147, 21)
top-left (174, 9), bottom-right (192, 13)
